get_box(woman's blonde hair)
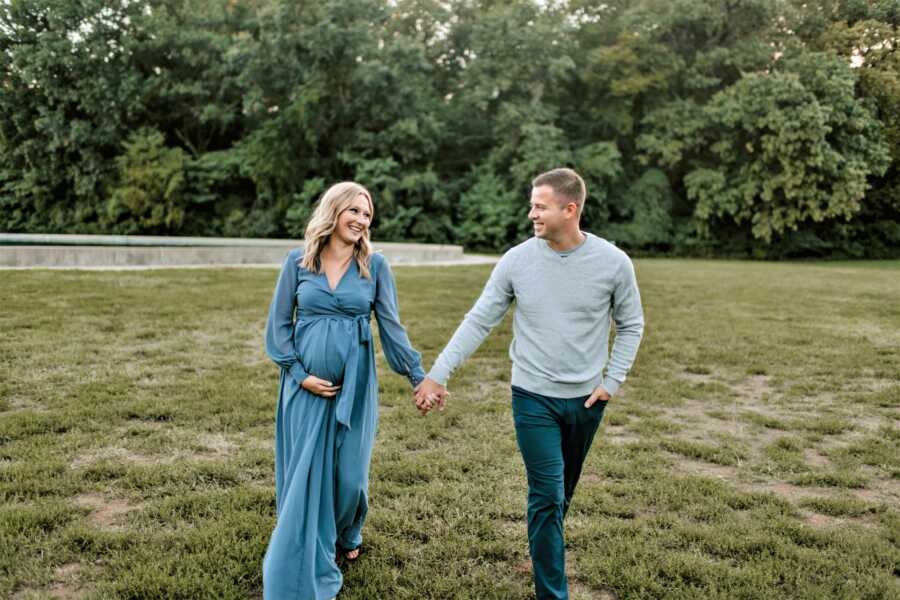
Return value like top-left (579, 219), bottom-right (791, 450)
top-left (300, 181), bottom-right (374, 279)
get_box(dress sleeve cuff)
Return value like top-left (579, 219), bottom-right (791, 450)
top-left (409, 365), bottom-right (426, 388)
top-left (289, 362), bottom-right (309, 386)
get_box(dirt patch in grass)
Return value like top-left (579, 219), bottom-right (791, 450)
top-left (846, 322), bottom-right (900, 348)
top-left (732, 375), bottom-right (773, 401)
top-left (3, 395), bottom-right (46, 413)
top-left (748, 481), bottom-right (828, 502)
top-left (514, 557), bottom-right (533, 577)
top-left (600, 425), bottom-right (642, 446)
top-left (604, 435), bottom-right (643, 446)
top-left (852, 376), bottom-right (899, 393)
top-left (680, 371), bottom-right (716, 385)
top-left (53, 564), bottom-right (81, 579)
top-left (802, 511), bottom-right (843, 529)
top-left (74, 492), bottom-right (140, 529)
top-left (855, 413), bottom-right (900, 433)
top-left (71, 447), bottom-right (137, 468)
top-left (71, 446), bottom-right (177, 467)
top-left (194, 432), bottom-right (236, 459)
top-left (671, 403), bottom-right (754, 440)
top-left (496, 518), bottom-right (527, 539)
top-left (567, 554), bottom-right (619, 600)
top-left (854, 479), bottom-right (899, 504)
top-left (676, 372), bottom-right (772, 403)
top-left (745, 480), bottom-right (891, 509)
top-left (800, 508), bottom-right (886, 531)
top-left (13, 585), bottom-right (85, 600)
top-left (70, 431), bottom-right (236, 468)
top-left (12, 563), bottom-right (90, 599)
top-left (570, 580), bottom-right (619, 600)
top-left (671, 457), bottom-right (740, 481)
top-left (602, 424), bottom-right (628, 436)
top-left (804, 448), bottom-right (829, 468)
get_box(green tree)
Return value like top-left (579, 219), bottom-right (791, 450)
top-left (782, 0), bottom-right (900, 257)
top-left (105, 128), bottom-right (189, 233)
top-left (1, 0), bottom-right (897, 258)
top-left (571, 0), bottom-right (780, 250)
top-left (0, 0), bottom-right (152, 232)
top-left (682, 52), bottom-right (889, 243)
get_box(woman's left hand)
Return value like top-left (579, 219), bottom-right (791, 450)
top-left (302, 375), bottom-right (342, 398)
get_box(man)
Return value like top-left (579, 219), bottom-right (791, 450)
top-left (415, 168), bottom-right (644, 600)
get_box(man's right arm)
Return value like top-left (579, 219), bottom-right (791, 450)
top-left (426, 254), bottom-right (515, 387)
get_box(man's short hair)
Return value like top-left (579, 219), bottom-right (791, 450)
top-left (532, 168), bottom-right (586, 214)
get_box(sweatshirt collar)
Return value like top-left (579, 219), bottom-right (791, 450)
top-left (539, 232), bottom-right (590, 258)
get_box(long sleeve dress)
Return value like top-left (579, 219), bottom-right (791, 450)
top-left (262, 249), bottom-right (425, 600)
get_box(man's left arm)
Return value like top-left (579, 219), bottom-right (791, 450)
top-left (601, 257), bottom-right (645, 397)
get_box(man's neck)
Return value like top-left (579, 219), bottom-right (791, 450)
top-left (545, 230), bottom-right (586, 253)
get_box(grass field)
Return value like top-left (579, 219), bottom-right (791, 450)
top-left (1, 259), bottom-right (898, 599)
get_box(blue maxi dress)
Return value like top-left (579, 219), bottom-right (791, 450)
top-left (262, 249), bottom-right (425, 600)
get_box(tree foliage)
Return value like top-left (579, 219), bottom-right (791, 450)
top-left (1, 0), bottom-right (896, 257)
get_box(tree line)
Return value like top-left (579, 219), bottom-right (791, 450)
top-left (2, 0), bottom-right (898, 258)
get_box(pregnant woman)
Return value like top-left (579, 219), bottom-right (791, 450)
top-left (262, 181), bottom-right (426, 599)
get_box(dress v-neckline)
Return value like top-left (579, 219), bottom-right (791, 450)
top-left (323, 258), bottom-right (354, 293)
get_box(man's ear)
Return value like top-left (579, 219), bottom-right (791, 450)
top-left (565, 201), bottom-right (579, 219)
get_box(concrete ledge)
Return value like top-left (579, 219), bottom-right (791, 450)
top-left (0, 234), bottom-right (470, 268)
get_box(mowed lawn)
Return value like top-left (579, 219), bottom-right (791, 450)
top-left (1, 259), bottom-right (898, 600)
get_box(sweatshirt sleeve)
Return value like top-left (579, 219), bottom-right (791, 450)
top-left (427, 254), bottom-right (515, 385)
top-left (373, 254), bottom-right (426, 388)
top-left (264, 251), bottom-right (309, 385)
top-left (601, 256), bottom-right (644, 396)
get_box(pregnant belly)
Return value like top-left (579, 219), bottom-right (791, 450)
top-left (294, 320), bottom-right (353, 384)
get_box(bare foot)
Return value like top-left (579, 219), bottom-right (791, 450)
top-left (345, 547), bottom-right (360, 561)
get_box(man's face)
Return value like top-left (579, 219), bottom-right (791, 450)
top-left (528, 185), bottom-right (571, 240)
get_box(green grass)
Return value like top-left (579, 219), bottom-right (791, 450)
top-left (798, 495), bottom-right (885, 518)
top-left (1, 258), bottom-right (899, 599)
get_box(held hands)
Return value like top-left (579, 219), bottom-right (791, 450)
top-left (411, 380), bottom-right (608, 414)
top-left (413, 377), bottom-right (449, 416)
top-left (302, 375), bottom-right (341, 398)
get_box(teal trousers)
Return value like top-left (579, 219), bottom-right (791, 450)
top-left (511, 385), bottom-right (607, 600)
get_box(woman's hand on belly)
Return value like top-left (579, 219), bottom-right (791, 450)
top-left (301, 375), bottom-right (342, 398)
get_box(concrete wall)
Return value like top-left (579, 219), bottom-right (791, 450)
top-left (0, 234), bottom-right (466, 268)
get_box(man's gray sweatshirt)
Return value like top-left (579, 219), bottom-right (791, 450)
top-left (427, 233), bottom-right (644, 398)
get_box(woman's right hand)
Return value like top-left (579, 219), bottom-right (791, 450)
top-left (302, 375), bottom-right (341, 398)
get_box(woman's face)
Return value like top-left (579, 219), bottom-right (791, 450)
top-left (333, 193), bottom-right (373, 246)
